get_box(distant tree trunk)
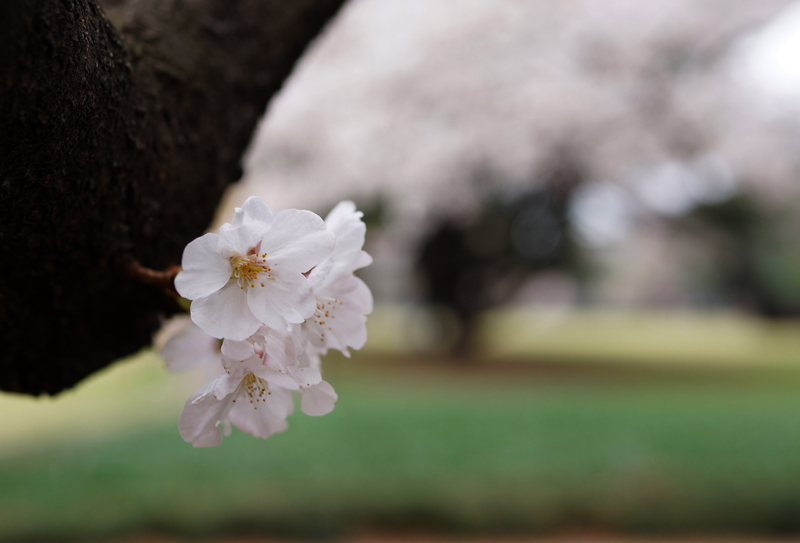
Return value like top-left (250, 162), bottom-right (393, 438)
top-left (0, 0), bottom-right (346, 395)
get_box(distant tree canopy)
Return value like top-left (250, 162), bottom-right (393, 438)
top-left (0, 0), bottom-right (346, 395)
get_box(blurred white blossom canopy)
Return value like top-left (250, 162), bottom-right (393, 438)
top-left (237, 0), bottom-right (795, 214)
top-left (217, 0), bottom-right (800, 303)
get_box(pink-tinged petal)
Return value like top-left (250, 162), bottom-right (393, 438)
top-left (353, 250), bottom-right (373, 271)
top-left (294, 367), bottom-right (322, 388)
top-left (179, 380), bottom-right (240, 448)
top-left (318, 274), bottom-right (373, 315)
top-left (349, 276), bottom-right (374, 314)
top-left (325, 201), bottom-right (366, 268)
top-left (216, 198), bottom-right (274, 257)
top-left (158, 316), bottom-right (221, 372)
top-left (325, 200), bottom-right (358, 226)
top-left (254, 367), bottom-right (301, 390)
top-left (190, 430), bottom-right (224, 448)
top-left (174, 233), bottom-right (232, 300)
top-left (261, 209), bottom-right (335, 272)
top-left (228, 386), bottom-right (293, 439)
top-left (221, 354), bottom-right (263, 379)
top-left (306, 258), bottom-right (335, 291)
top-left (298, 351), bottom-right (322, 372)
top-left (204, 361), bottom-right (227, 384)
top-left (190, 381), bottom-right (215, 404)
top-left (259, 327), bottom-right (302, 370)
top-left (230, 206), bottom-right (244, 227)
top-left (303, 295), bottom-right (367, 356)
top-left (316, 272), bottom-right (355, 297)
top-left (301, 380), bottom-right (337, 417)
top-left (220, 354), bottom-right (240, 377)
top-left (315, 253), bottom-right (373, 294)
top-left (191, 281), bottom-right (262, 340)
top-left (240, 196), bottom-right (274, 227)
top-left (221, 338), bottom-right (255, 361)
top-left (246, 266), bottom-right (316, 329)
top-left (217, 221), bottom-right (272, 259)
top-left (335, 311), bottom-right (367, 354)
top-left (211, 373), bottom-right (242, 400)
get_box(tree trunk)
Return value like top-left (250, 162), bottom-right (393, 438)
top-left (0, 0), bottom-right (346, 395)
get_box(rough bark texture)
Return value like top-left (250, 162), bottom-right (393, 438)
top-left (0, 0), bottom-right (346, 395)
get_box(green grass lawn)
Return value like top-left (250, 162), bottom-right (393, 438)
top-left (3, 356), bottom-right (800, 541)
top-left (478, 308), bottom-right (800, 369)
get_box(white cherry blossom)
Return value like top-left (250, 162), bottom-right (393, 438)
top-left (179, 378), bottom-right (294, 448)
top-left (174, 196), bottom-right (335, 341)
top-left (220, 327), bottom-right (322, 391)
top-left (162, 198), bottom-right (370, 447)
top-left (224, 328), bottom-right (337, 416)
top-left (178, 326), bottom-right (319, 448)
top-left (301, 201), bottom-right (373, 356)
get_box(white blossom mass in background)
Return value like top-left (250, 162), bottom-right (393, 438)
top-left (220, 0), bottom-right (800, 308)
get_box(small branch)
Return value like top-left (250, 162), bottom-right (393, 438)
top-left (127, 261), bottom-right (181, 298)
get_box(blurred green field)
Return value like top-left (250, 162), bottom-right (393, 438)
top-left (478, 308), bottom-right (800, 369)
top-left (365, 306), bottom-right (800, 369)
top-left (3, 350), bottom-right (800, 540)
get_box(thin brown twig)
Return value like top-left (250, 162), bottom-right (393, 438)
top-left (127, 260), bottom-right (181, 298)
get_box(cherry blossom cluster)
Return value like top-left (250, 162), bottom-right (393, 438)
top-left (158, 197), bottom-right (372, 447)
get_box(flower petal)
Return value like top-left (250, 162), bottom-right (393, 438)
top-left (318, 274), bottom-right (373, 315)
top-left (301, 380), bottom-right (337, 416)
top-left (228, 386), bottom-right (293, 439)
top-left (259, 327), bottom-right (302, 370)
top-left (221, 338), bottom-right (255, 361)
top-left (303, 292), bottom-right (368, 356)
top-left (230, 206), bottom-right (244, 227)
top-left (325, 200), bottom-right (358, 226)
top-left (352, 250), bottom-right (373, 272)
top-left (191, 280), bottom-right (262, 340)
top-left (298, 351), bottom-right (322, 372)
top-left (246, 266), bottom-right (316, 330)
top-left (221, 355), bottom-right (263, 379)
top-left (254, 367), bottom-right (301, 390)
top-left (158, 316), bottom-right (221, 372)
top-left (174, 233), bottom-right (232, 300)
top-left (217, 221), bottom-right (271, 259)
top-left (190, 381), bottom-right (215, 404)
top-left (240, 196), bottom-right (274, 226)
top-left (216, 198), bottom-right (274, 257)
top-left (261, 209), bottom-right (335, 272)
top-left (294, 367), bottom-right (322, 388)
top-left (306, 257), bottom-right (335, 291)
top-left (326, 201), bottom-right (367, 269)
top-left (349, 276), bottom-right (374, 315)
top-left (211, 373), bottom-right (242, 400)
top-left (179, 380), bottom-right (239, 448)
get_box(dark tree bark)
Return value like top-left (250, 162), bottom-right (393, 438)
top-left (0, 0), bottom-right (346, 395)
